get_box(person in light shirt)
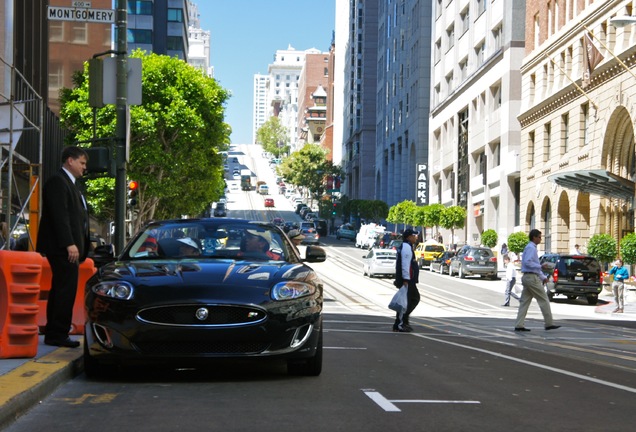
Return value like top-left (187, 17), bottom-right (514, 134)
top-left (514, 229), bottom-right (560, 332)
top-left (609, 259), bottom-right (629, 313)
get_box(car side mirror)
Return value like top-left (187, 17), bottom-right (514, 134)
top-left (304, 245), bottom-right (327, 263)
top-left (91, 244), bottom-right (116, 268)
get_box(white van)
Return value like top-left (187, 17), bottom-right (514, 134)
top-left (258, 184), bottom-right (269, 195)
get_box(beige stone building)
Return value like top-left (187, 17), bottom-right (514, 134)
top-left (519, 0), bottom-right (636, 254)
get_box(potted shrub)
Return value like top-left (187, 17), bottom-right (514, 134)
top-left (481, 229), bottom-right (498, 248)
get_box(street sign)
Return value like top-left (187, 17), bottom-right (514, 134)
top-left (72, 1), bottom-right (92, 7)
top-left (47, 6), bottom-right (115, 23)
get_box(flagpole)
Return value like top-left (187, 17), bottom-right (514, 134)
top-left (583, 24), bottom-right (636, 83)
top-left (544, 53), bottom-right (599, 110)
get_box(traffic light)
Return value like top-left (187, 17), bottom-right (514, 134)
top-left (332, 202), bottom-right (337, 216)
top-left (127, 180), bottom-right (139, 206)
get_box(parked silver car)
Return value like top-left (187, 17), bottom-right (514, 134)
top-left (448, 245), bottom-right (497, 279)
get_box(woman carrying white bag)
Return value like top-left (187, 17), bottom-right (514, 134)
top-left (389, 228), bottom-right (421, 332)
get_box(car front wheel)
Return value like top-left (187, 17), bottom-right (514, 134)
top-left (587, 294), bottom-right (598, 305)
top-left (287, 331), bottom-right (323, 376)
top-left (459, 265), bottom-right (466, 279)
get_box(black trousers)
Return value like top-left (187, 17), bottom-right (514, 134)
top-left (394, 279), bottom-right (421, 328)
top-left (45, 254), bottom-right (80, 341)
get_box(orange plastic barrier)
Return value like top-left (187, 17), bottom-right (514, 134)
top-left (0, 251), bottom-right (43, 359)
top-left (37, 257), bottom-right (96, 335)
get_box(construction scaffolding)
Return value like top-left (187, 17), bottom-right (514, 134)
top-left (0, 54), bottom-right (43, 251)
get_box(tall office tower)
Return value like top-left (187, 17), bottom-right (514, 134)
top-left (428, 0), bottom-right (525, 248)
top-left (127, 0), bottom-right (190, 61)
top-left (341, 0), bottom-right (379, 200)
top-left (187, 1), bottom-right (212, 77)
top-left (253, 73), bottom-right (269, 144)
top-left (375, 1), bottom-right (433, 209)
top-left (267, 46), bottom-right (321, 150)
top-left (332, 0), bottom-right (348, 165)
top-left (519, 0), bottom-right (636, 254)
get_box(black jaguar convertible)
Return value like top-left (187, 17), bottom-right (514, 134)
top-left (84, 218), bottom-right (326, 377)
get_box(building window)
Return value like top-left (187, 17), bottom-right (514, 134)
top-left (167, 8), bottom-right (184, 22)
top-left (475, 40), bottom-right (485, 65)
top-left (50, 21), bottom-right (64, 42)
top-left (167, 36), bottom-right (184, 51)
top-left (581, 103), bottom-right (589, 146)
top-left (446, 25), bottom-right (455, 51)
top-left (491, 141), bottom-right (501, 166)
top-left (544, 122), bottom-right (552, 162)
top-left (477, 0), bottom-right (486, 16)
top-left (529, 131), bottom-right (535, 168)
top-left (490, 83), bottom-right (501, 111)
top-left (459, 57), bottom-right (468, 82)
top-left (492, 24), bottom-right (502, 51)
top-left (562, 113), bottom-right (569, 153)
top-left (127, 0), bottom-right (152, 15)
top-left (460, 7), bottom-right (470, 35)
top-left (436, 0), bottom-right (442, 19)
top-left (71, 23), bottom-right (88, 44)
top-left (434, 39), bottom-right (442, 64)
top-left (127, 29), bottom-right (152, 44)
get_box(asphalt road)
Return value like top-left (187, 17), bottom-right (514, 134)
top-left (5, 145), bottom-right (636, 432)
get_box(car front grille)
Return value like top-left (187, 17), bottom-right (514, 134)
top-left (134, 340), bottom-right (269, 355)
top-left (137, 305), bottom-right (267, 327)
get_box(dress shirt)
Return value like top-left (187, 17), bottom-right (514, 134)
top-left (521, 241), bottom-right (546, 281)
top-left (610, 265), bottom-right (630, 282)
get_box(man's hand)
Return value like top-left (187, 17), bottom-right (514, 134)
top-left (66, 244), bottom-right (80, 263)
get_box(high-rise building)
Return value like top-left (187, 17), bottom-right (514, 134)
top-left (342, 0), bottom-right (379, 200)
top-left (266, 46), bottom-right (321, 149)
top-left (428, 0), bottom-right (525, 248)
top-left (253, 73), bottom-right (269, 144)
top-left (376, 1), bottom-right (433, 209)
top-left (127, 0), bottom-right (189, 61)
top-left (519, 0), bottom-right (636, 254)
top-left (187, 1), bottom-right (212, 77)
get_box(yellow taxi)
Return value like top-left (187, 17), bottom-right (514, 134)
top-left (414, 239), bottom-right (446, 268)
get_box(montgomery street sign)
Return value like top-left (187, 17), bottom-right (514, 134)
top-left (47, 6), bottom-right (115, 23)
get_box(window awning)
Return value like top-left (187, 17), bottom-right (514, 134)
top-left (548, 169), bottom-right (635, 200)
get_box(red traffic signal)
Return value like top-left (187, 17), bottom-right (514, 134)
top-left (127, 180), bottom-right (139, 206)
top-left (128, 180), bottom-right (139, 191)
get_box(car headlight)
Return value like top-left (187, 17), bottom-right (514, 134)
top-left (91, 281), bottom-right (134, 300)
top-left (271, 281), bottom-right (315, 301)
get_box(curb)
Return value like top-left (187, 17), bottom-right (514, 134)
top-left (0, 345), bottom-right (83, 430)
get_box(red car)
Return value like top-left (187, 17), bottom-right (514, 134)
top-left (264, 198), bottom-right (275, 207)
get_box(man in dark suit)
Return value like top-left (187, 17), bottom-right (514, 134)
top-left (37, 146), bottom-right (90, 348)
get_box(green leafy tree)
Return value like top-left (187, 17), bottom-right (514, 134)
top-left (426, 203), bottom-right (446, 239)
top-left (507, 231), bottom-right (528, 254)
top-left (620, 232), bottom-right (636, 265)
top-left (440, 206), bottom-right (466, 245)
top-left (387, 200), bottom-right (417, 232)
top-left (256, 117), bottom-right (289, 158)
top-left (588, 233), bottom-right (617, 265)
top-left (59, 50), bottom-right (231, 232)
top-left (481, 229), bottom-right (498, 248)
top-left (277, 144), bottom-right (342, 203)
top-left (412, 206), bottom-right (428, 237)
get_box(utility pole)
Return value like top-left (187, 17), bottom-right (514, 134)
top-left (114, 0), bottom-right (128, 253)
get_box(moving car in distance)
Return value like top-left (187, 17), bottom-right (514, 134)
top-left (362, 248), bottom-right (397, 278)
top-left (85, 218), bottom-right (327, 377)
top-left (213, 202), bottom-right (227, 217)
top-left (264, 197), bottom-right (275, 208)
top-left (300, 227), bottom-right (320, 245)
top-left (414, 239), bottom-right (445, 268)
top-left (336, 223), bottom-right (356, 241)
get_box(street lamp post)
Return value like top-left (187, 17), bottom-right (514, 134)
top-left (113, 0), bottom-right (128, 253)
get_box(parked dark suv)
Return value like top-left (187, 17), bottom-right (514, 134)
top-left (449, 245), bottom-right (497, 279)
top-left (539, 253), bottom-right (603, 305)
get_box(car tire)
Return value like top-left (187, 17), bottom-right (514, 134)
top-left (83, 339), bottom-right (115, 379)
top-left (287, 330), bottom-right (323, 376)
top-left (587, 294), bottom-right (598, 305)
top-left (439, 265), bottom-right (444, 275)
top-left (459, 265), bottom-right (466, 279)
top-left (448, 266), bottom-right (453, 277)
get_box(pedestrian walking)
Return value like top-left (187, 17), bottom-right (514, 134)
top-left (609, 259), bottom-right (629, 313)
top-left (502, 254), bottom-right (520, 306)
top-left (514, 229), bottom-right (560, 332)
top-left (37, 146), bottom-right (90, 348)
top-left (393, 228), bottom-right (420, 332)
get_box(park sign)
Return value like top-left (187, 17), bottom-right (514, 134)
top-left (47, 6), bottom-right (115, 23)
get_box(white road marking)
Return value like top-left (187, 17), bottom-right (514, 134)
top-left (363, 390), bottom-right (480, 412)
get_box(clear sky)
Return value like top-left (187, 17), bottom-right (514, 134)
top-left (195, 1), bottom-right (336, 145)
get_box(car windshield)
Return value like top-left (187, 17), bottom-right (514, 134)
top-left (123, 220), bottom-right (296, 262)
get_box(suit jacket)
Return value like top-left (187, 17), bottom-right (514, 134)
top-left (36, 168), bottom-right (90, 261)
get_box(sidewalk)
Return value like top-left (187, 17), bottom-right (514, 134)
top-left (0, 335), bottom-right (83, 430)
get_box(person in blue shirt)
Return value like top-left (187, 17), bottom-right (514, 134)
top-left (514, 229), bottom-right (560, 332)
top-left (609, 259), bottom-right (629, 313)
